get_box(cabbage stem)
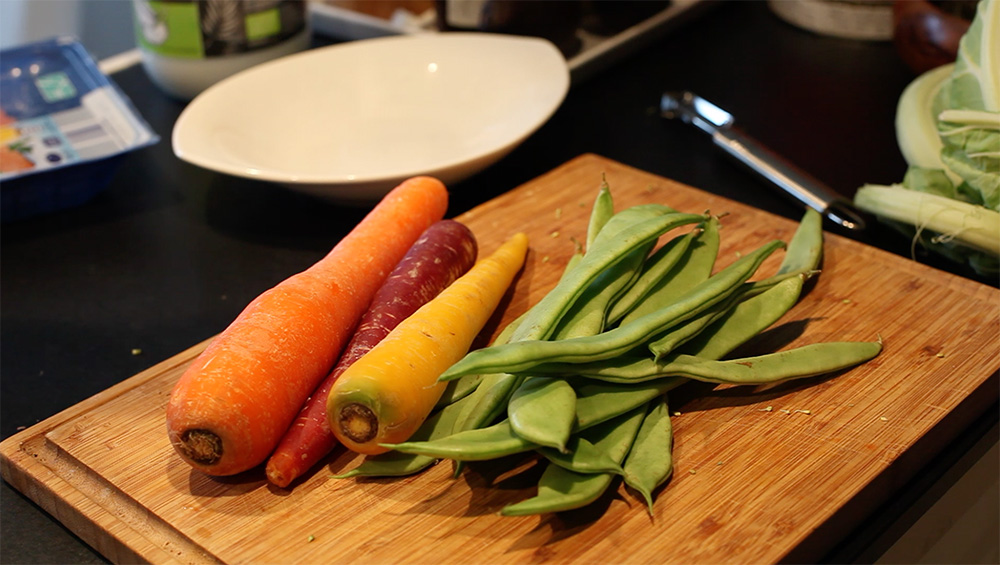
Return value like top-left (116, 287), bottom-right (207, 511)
top-left (855, 184), bottom-right (1000, 256)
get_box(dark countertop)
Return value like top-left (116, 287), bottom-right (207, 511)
top-left (2, 2), bottom-right (996, 563)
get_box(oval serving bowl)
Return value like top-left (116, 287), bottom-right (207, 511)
top-left (172, 32), bottom-right (570, 202)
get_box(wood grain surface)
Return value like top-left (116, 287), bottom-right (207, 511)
top-left (2, 154), bottom-right (998, 564)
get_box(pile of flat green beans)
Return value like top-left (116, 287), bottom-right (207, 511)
top-left (336, 183), bottom-right (882, 517)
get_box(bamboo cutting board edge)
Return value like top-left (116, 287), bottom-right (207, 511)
top-left (2, 153), bottom-right (998, 564)
top-left (0, 341), bottom-right (218, 564)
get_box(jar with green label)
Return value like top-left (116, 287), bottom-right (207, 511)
top-left (133, 0), bottom-right (310, 100)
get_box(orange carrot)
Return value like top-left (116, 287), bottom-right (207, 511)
top-left (166, 176), bottom-right (449, 476)
top-left (264, 220), bottom-right (478, 487)
top-left (328, 232), bottom-right (529, 455)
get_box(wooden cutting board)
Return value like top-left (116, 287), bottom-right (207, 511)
top-left (3, 154), bottom-right (998, 564)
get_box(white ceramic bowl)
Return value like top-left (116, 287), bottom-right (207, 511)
top-left (172, 33), bottom-right (570, 202)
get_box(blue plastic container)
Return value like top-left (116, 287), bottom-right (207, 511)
top-left (1, 37), bottom-right (159, 222)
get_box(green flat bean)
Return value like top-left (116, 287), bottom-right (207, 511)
top-left (452, 372), bottom-right (522, 433)
top-left (508, 209), bottom-right (705, 342)
top-left (540, 405), bottom-right (646, 476)
top-left (435, 372), bottom-right (484, 410)
top-left (651, 208), bottom-right (819, 363)
top-left (553, 239), bottom-right (653, 338)
top-left (440, 240), bottom-right (784, 379)
top-left (778, 209), bottom-right (823, 275)
top-left (533, 341), bottom-right (883, 385)
top-left (539, 436), bottom-right (621, 475)
top-left (447, 371), bottom-right (522, 477)
top-left (385, 419), bottom-right (536, 461)
top-left (586, 180), bottom-right (615, 250)
top-left (741, 267), bottom-right (816, 299)
top-left (649, 274), bottom-right (804, 359)
top-left (450, 366), bottom-right (522, 433)
top-left (644, 286), bottom-right (748, 359)
top-left (617, 215), bottom-right (721, 326)
top-left (539, 202), bottom-right (671, 336)
top-left (562, 252), bottom-right (584, 279)
top-left (622, 398), bottom-right (673, 513)
top-left (509, 377), bottom-right (577, 452)
top-left (501, 405), bottom-right (646, 516)
top-left (500, 465), bottom-right (615, 517)
top-left (673, 274), bottom-right (805, 360)
top-left (606, 229), bottom-right (699, 325)
top-left (573, 378), bottom-right (684, 430)
top-left (332, 448), bottom-right (437, 479)
top-left (634, 207), bottom-right (821, 360)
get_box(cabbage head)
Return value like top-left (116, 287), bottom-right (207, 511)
top-left (855, 0), bottom-right (1000, 276)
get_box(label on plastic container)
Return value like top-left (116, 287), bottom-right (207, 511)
top-left (0, 87), bottom-right (148, 178)
top-left (0, 113), bottom-right (78, 176)
top-left (133, 0), bottom-right (307, 59)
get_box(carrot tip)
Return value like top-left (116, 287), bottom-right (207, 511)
top-left (178, 429), bottom-right (223, 466)
top-left (338, 403), bottom-right (379, 444)
top-left (266, 467), bottom-right (291, 488)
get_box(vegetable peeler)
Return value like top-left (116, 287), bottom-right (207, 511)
top-left (660, 91), bottom-right (866, 232)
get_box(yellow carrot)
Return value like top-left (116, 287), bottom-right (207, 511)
top-left (328, 232), bottom-right (529, 455)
